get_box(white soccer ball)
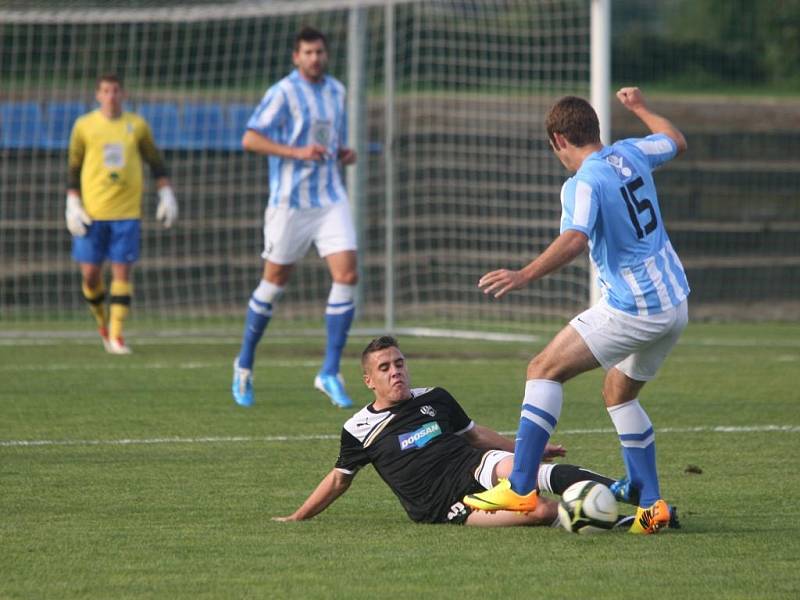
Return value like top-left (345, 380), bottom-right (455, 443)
top-left (557, 480), bottom-right (619, 534)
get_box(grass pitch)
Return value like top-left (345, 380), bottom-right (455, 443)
top-left (1, 322), bottom-right (799, 599)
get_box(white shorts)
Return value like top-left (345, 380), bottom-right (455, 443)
top-left (473, 449), bottom-right (513, 490)
top-left (262, 200), bottom-right (357, 265)
top-left (570, 299), bottom-right (688, 381)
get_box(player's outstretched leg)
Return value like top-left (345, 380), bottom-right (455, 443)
top-left (107, 279), bottom-right (132, 354)
top-left (464, 379), bottom-right (562, 512)
top-left (314, 282), bottom-right (355, 409)
top-left (233, 280), bottom-right (283, 407)
top-left (82, 280), bottom-right (110, 351)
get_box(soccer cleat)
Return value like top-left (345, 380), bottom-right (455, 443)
top-left (106, 337), bottom-right (132, 355)
top-left (629, 499), bottom-right (672, 534)
top-left (463, 478), bottom-right (539, 513)
top-left (232, 358), bottom-right (254, 407)
top-left (314, 373), bottom-right (353, 409)
top-left (610, 476), bottom-right (641, 506)
top-left (99, 327), bottom-right (112, 352)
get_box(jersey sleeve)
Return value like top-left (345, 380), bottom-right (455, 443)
top-left (137, 120), bottom-right (168, 179)
top-left (246, 84), bottom-right (288, 138)
top-left (438, 388), bottom-right (474, 434)
top-left (67, 118), bottom-right (85, 190)
top-left (626, 133), bottom-right (678, 170)
top-left (334, 429), bottom-right (370, 475)
top-left (559, 176), bottom-right (599, 237)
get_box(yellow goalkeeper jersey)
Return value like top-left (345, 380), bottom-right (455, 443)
top-left (67, 110), bottom-right (166, 220)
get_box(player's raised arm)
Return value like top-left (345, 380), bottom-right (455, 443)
top-left (616, 86), bottom-right (687, 155)
top-left (272, 468), bottom-right (354, 522)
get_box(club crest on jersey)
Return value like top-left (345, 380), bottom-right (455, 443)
top-left (420, 405), bottom-right (436, 417)
top-left (606, 154), bottom-right (633, 178)
top-left (398, 421), bottom-right (441, 451)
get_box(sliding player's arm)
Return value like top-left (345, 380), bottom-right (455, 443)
top-left (463, 424), bottom-right (566, 460)
top-left (463, 424), bottom-right (514, 451)
top-left (138, 123), bottom-right (177, 228)
top-left (272, 468), bottom-right (354, 522)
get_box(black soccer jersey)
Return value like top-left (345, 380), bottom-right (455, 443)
top-left (335, 387), bottom-right (485, 523)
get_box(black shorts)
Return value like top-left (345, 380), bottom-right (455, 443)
top-left (442, 479), bottom-right (484, 525)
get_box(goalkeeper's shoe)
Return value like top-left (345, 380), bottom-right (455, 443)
top-left (232, 358), bottom-right (254, 407)
top-left (314, 373), bottom-right (353, 409)
top-left (610, 476), bottom-right (641, 506)
top-left (629, 499), bottom-right (673, 534)
top-left (463, 478), bottom-right (538, 513)
top-left (106, 337), bottom-right (132, 355)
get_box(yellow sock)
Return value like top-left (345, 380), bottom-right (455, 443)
top-left (109, 280), bottom-right (133, 340)
top-left (81, 281), bottom-right (107, 329)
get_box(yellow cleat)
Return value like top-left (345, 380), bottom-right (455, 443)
top-left (629, 499), bottom-right (672, 534)
top-left (463, 478), bottom-right (539, 513)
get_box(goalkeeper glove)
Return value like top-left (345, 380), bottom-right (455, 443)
top-left (65, 192), bottom-right (92, 237)
top-left (156, 186), bottom-right (178, 228)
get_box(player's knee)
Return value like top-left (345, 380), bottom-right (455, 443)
top-left (526, 353), bottom-right (565, 382)
top-left (82, 271), bottom-right (102, 289)
top-left (334, 272), bottom-right (358, 286)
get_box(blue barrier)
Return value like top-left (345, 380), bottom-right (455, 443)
top-left (226, 104), bottom-right (253, 151)
top-left (137, 102), bottom-right (181, 149)
top-left (179, 103), bottom-right (226, 150)
top-left (42, 102), bottom-right (86, 150)
top-left (0, 101), bottom-right (382, 154)
top-left (1, 102), bottom-right (44, 149)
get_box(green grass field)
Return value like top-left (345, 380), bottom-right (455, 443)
top-left (2, 322), bottom-right (799, 599)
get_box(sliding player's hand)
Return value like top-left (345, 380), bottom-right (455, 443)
top-left (271, 515), bottom-right (299, 522)
top-left (478, 269), bottom-right (527, 299)
top-left (542, 443), bottom-right (566, 462)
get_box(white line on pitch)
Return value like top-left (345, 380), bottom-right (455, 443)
top-left (2, 334), bottom-right (800, 349)
top-left (3, 352), bottom-right (796, 372)
top-left (2, 424), bottom-right (797, 449)
top-left (0, 360), bottom-right (320, 371)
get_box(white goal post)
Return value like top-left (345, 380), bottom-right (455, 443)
top-left (0, 0), bottom-right (598, 337)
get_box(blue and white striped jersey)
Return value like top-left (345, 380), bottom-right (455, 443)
top-left (560, 133), bottom-right (690, 316)
top-left (247, 69), bottom-right (348, 209)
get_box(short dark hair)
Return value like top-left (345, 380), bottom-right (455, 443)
top-left (545, 96), bottom-right (600, 147)
top-left (96, 73), bottom-right (122, 89)
top-left (294, 26), bottom-right (327, 51)
top-left (361, 335), bottom-right (399, 370)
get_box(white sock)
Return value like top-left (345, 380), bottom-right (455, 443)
top-left (253, 279), bottom-right (284, 304)
top-left (327, 282), bottom-right (355, 304)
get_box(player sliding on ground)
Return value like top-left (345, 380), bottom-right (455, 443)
top-left (463, 88), bottom-right (689, 534)
top-left (273, 336), bottom-right (658, 527)
top-left (66, 73), bottom-right (178, 354)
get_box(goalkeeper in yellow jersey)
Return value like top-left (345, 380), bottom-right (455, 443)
top-left (66, 73), bottom-right (178, 354)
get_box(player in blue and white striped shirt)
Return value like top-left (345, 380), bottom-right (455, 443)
top-left (232, 27), bottom-right (358, 410)
top-left (464, 88), bottom-right (689, 534)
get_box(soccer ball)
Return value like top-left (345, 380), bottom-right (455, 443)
top-left (557, 480), bottom-right (619, 534)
